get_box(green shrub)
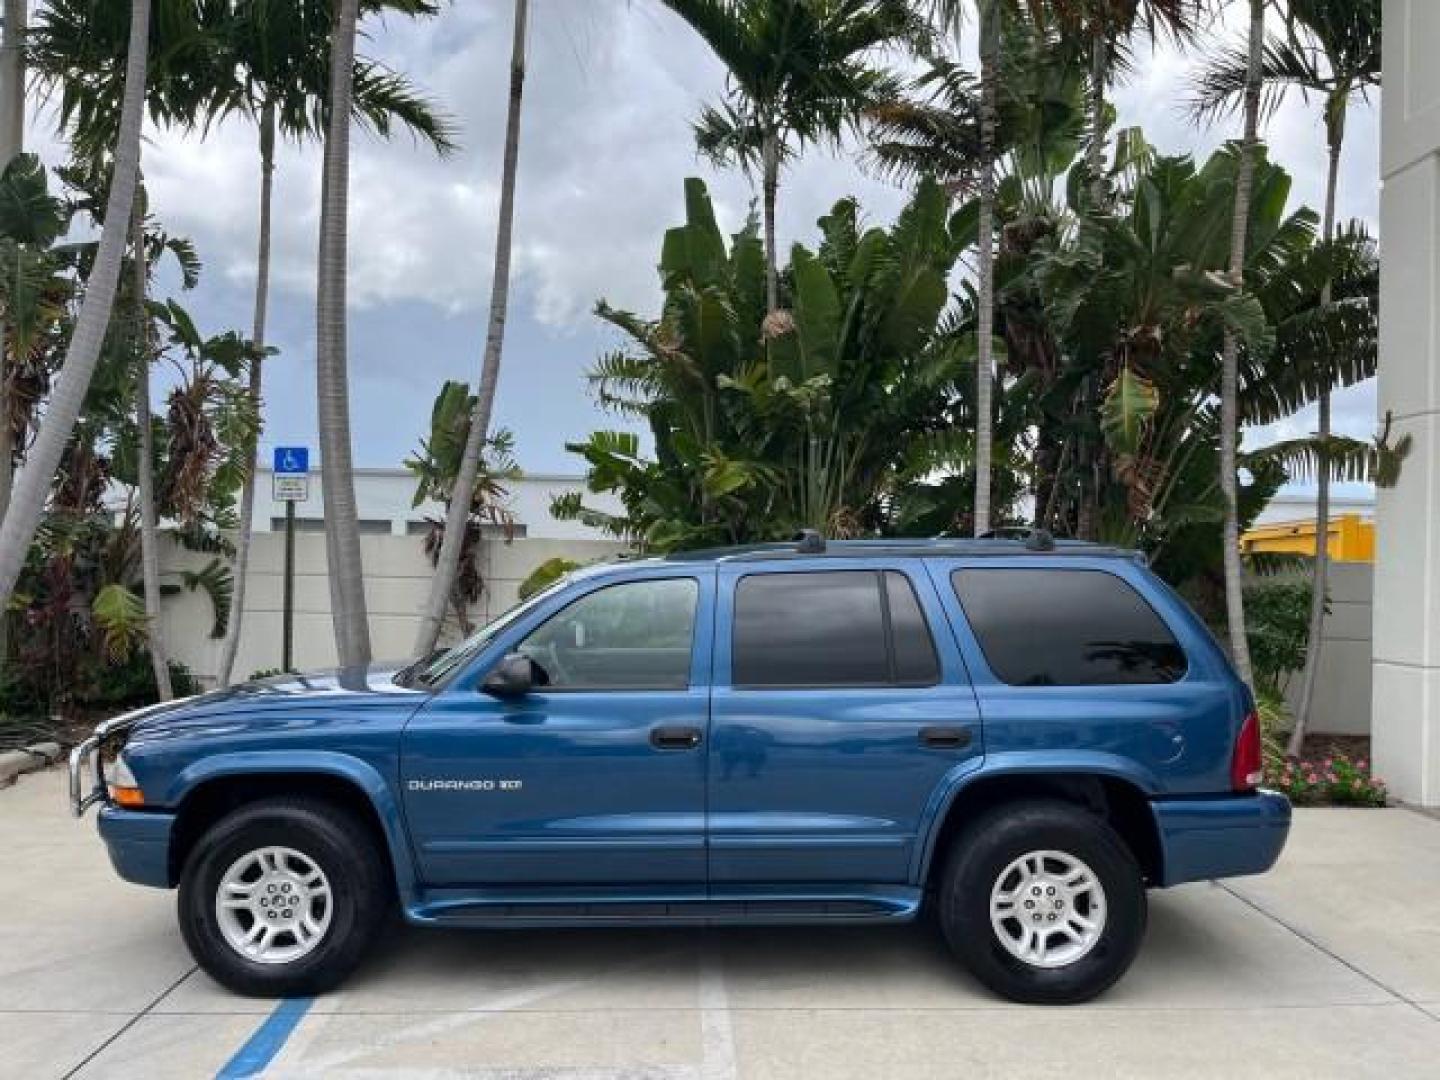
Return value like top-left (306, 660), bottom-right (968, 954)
top-left (73, 653), bottom-right (198, 708)
top-left (1244, 576), bottom-right (1314, 695)
top-left (518, 557), bottom-right (582, 600)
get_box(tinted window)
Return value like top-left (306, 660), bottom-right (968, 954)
top-left (518, 578), bottom-right (697, 690)
top-left (952, 569), bottom-right (1186, 686)
top-left (733, 571), bottom-right (940, 688)
top-left (885, 572), bottom-right (940, 685)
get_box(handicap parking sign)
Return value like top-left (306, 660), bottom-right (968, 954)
top-left (274, 447), bottom-right (309, 475)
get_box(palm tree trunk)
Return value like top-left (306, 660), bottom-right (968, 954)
top-left (762, 128), bottom-right (779, 315)
top-left (132, 196), bottom-right (173, 701)
top-left (0, 0), bottom-right (23, 633)
top-left (973, 0), bottom-right (998, 537)
top-left (1288, 124), bottom-right (1344, 757)
top-left (1087, 33), bottom-right (1108, 210)
top-left (0, 0), bottom-right (151, 610)
top-left (0, 0), bottom-right (23, 168)
top-left (315, 0), bottom-right (371, 667)
top-left (413, 0), bottom-right (528, 659)
top-left (217, 100), bottom-right (276, 687)
top-left (1218, 0), bottom-right (1264, 689)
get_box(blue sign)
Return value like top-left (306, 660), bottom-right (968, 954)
top-left (273, 446), bottom-right (309, 475)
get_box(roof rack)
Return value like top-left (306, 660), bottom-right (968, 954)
top-left (978, 526), bottom-right (1055, 552)
top-left (793, 529), bottom-right (827, 554)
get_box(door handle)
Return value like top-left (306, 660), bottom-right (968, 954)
top-left (919, 726), bottom-right (972, 750)
top-left (650, 725), bottom-right (703, 750)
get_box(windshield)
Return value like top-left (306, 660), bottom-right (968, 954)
top-left (406, 576), bottom-right (572, 688)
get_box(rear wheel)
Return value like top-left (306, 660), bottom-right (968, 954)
top-left (937, 800), bottom-right (1146, 1004)
top-left (178, 797), bottom-right (389, 996)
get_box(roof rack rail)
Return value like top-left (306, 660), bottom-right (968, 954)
top-left (793, 529), bottom-right (827, 554)
top-left (978, 526), bottom-right (1055, 552)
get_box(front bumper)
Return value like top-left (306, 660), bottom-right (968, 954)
top-left (1150, 790), bottom-right (1291, 887)
top-left (97, 806), bottom-right (176, 889)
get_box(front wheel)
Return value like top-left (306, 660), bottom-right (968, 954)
top-left (178, 797), bottom-right (389, 996)
top-left (937, 800), bottom-right (1146, 1004)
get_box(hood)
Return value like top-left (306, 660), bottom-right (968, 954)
top-left (127, 661), bottom-right (426, 734)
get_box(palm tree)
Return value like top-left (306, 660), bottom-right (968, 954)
top-left (1191, 0), bottom-right (1377, 750)
top-left (413, 0), bottom-right (525, 658)
top-left (129, 188), bottom-right (172, 699)
top-left (1216, 0), bottom-right (1266, 689)
top-left (315, 0), bottom-right (370, 667)
top-left (659, 0), bottom-right (917, 314)
top-left (973, 0), bottom-right (999, 535)
top-left (0, 0), bottom-right (26, 652)
top-left (211, 0), bottom-right (456, 686)
top-left (0, 0), bottom-right (151, 612)
top-left (0, 0), bottom-right (23, 168)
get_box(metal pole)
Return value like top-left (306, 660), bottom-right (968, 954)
top-left (282, 499), bottom-right (295, 671)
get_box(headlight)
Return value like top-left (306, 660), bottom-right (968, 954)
top-left (107, 753), bottom-right (145, 808)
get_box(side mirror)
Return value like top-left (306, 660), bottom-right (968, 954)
top-left (482, 652), bottom-right (536, 698)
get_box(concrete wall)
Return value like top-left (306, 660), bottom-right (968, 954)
top-left (158, 533), bottom-right (629, 687)
top-left (1283, 562), bottom-right (1373, 737)
top-left (1376, 0), bottom-right (1440, 804)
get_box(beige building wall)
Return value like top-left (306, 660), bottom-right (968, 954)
top-left (1282, 563), bottom-right (1373, 738)
top-left (157, 533), bottom-right (629, 687)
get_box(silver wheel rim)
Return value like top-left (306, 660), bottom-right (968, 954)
top-left (215, 846), bottom-right (333, 965)
top-left (989, 849), bottom-right (1107, 969)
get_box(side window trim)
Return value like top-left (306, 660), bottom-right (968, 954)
top-left (731, 568), bottom-right (942, 691)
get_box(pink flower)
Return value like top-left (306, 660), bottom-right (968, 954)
top-left (1323, 758), bottom-right (1334, 769)
top-left (1357, 759), bottom-right (1368, 771)
top-left (1306, 774), bottom-right (1319, 785)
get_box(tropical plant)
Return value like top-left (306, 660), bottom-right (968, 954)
top-left (415, 0), bottom-right (524, 658)
top-left (202, 0), bottom-right (456, 686)
top-left (518, 557), bottom-right (582, 600)
top-left (659, 0), bottom-right (919, 313)
top-left (0, 153), bottom-right (71, 658)
top-left (557, 175), bottom-right (972, 548)
top-left (0, 0), bottom-right (151, 617)
top-left (315, 0), bottom-right (371, 667)
top-left (1191, 0), bottom-right (1381, 755)
top-left (1243, 574), bottom-right (1313, 696)
top-left (406, 380), bottom-right (520, 638)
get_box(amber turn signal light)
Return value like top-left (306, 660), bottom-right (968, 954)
top-left (110, 786), bottom-right (145, 808)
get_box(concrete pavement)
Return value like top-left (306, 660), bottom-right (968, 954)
top-left (3, 768), bottom-right (1439, 1078)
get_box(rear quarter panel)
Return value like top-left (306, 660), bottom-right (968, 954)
top-left (921, 555), bottom-right (1246, 796)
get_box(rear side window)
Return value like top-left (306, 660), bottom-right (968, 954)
top-left (951, 568), bottom-right (1186, 686)
top-left (733, 570), bottom-right (940, 688)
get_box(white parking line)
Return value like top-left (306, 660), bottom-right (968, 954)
top-left (269, 945), bottom-right (699, 1076)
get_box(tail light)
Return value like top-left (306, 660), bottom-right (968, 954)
top-left (1231, 709), bottom-right (1263, 791)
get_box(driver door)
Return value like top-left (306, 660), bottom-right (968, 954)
top-left (401, 570), bottom-right (713, 887)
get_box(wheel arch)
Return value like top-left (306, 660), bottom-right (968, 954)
top-left (914, 757), bottom-right (1164, 888)
top-left (165, 752), bottom-right (417, 902)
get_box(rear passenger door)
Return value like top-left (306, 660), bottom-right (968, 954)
top-left (708, 562), bottom-right (982, 885)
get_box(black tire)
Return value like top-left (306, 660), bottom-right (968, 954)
top-left (937, 800), bottom-right (1146, 1005)
top-left (178, 797), bottom-right (390, 997)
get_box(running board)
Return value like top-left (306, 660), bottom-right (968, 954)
top-left (405, 887), bottom-right (923, 928)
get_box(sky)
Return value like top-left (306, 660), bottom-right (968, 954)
top-left (24, 0), bottom-right (1382, 493)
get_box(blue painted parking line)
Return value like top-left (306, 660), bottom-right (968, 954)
top-left (216, 996), bottom-right (315, 1078)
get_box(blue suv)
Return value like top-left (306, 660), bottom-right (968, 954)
top-left (70, 535), bottom-right (1290, 1004)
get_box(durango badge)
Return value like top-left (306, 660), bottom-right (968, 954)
top-left (407, 779), bottom-right (522, 792)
